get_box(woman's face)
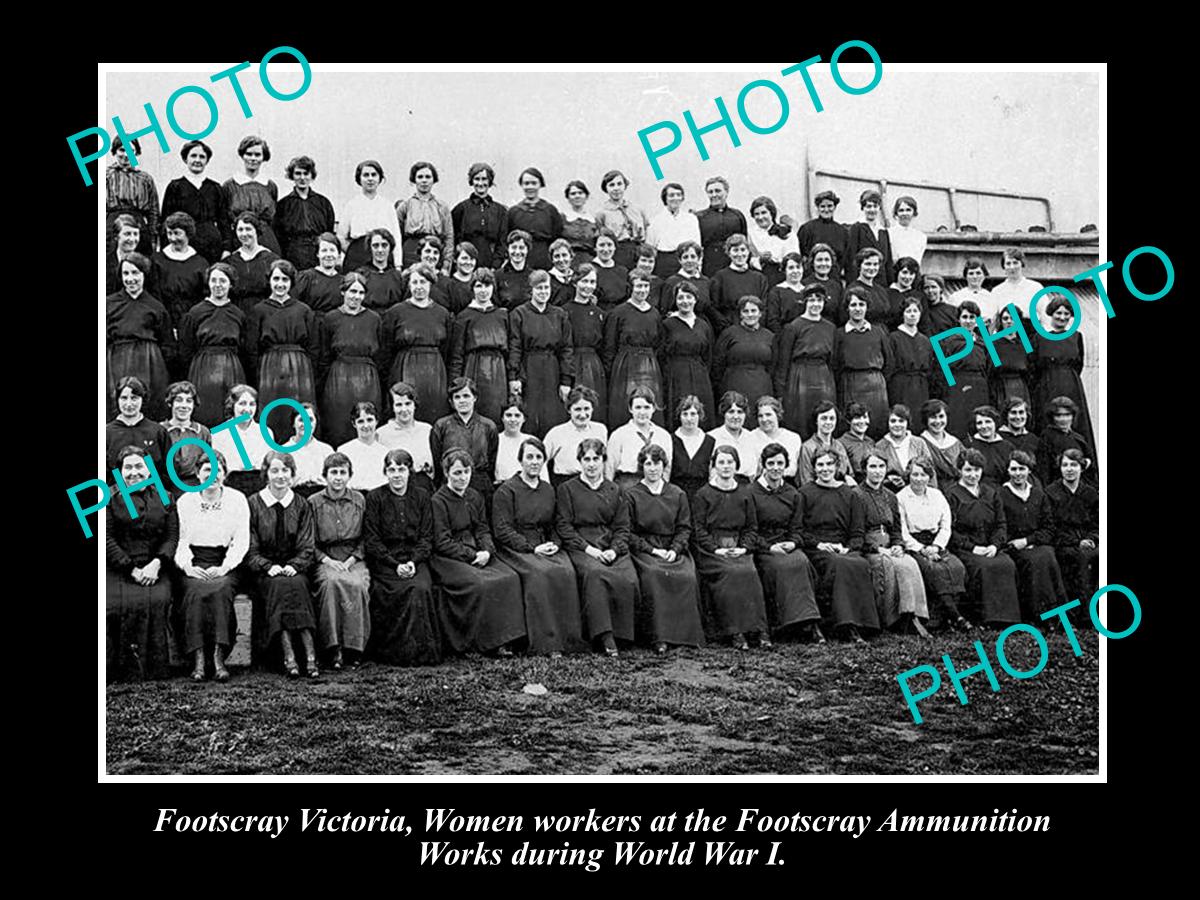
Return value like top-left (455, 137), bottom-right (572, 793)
top-left (118, 225), bottom-right (140, 252)
top-left (706, 181), bottom-right (728, 207)
top-left (233, 392), bottom-right (256, 420)
top-left (318, 240), bottom-right (339, 270)
top-left (456, 250), bottom-right (477, 276)
top-left (391, 393), bottom-right (415, 424)
top-left (713, 451), bottom-right (737, 480)
top-left (642, 455), bottom-right (665, 484)
top-left (420, 244), bottom-right (441, 268)
top-left (580, 449), bottom-right (604, 481)
top-left (171, 392), bottom-right (195, 422)
top-left (785, 258), bottom-right (803, 283)
top-left (679, 405), bottom-right (700, 430)
top-left (575, 270), bottom-right (596, 298)
top-left (859, 255), bottom-right (880, 281)
top-left (117, 387), bottom-right (143, 418)
top-left (850, 415), bottom-right (870, 436)
top-left (679, 247), bottom-right (701, 272)
top-left (531, 279), bottom-right (552, 304)
top-left (630, 279), bottom-right (651, 303)
top-left (959, 309), bottom-right (977, 330)
top-left (408, 271), bottom-right (431, 300)
top-left (370, 235), bottom-right (392, 265)
top-left (451, 387), bottom-right (476, 417)
top-left (675, 290), bottom-right (696, 314)
top-left (847, 298), bottom-right (867, 322)
top-left (816, 198), bottom-right (836, 219)
top-left (508, 241), bottom-right (528, 267)
top-left (359, 166), bottom-right (381, 192)
top-left (566, 185), bottom-right (588, 208)
top-left (814, 455), bottom-right (836, 483)
top-left (520, 173), bottom-right (542, 200)
top-left (605, 174), bottom-right (627, 201)
top-left (866, 456), bottom-right (887, 486)
top-left (1052, 410), bottom-right (1074, 431)
top-left (197, 460), bottom-right (224, 487)
top-left (895, 201), bottom-right (915, 226)
top-left (740, 302), bottom-right (762, 329)
top-left (909, 465), bottom-right (930, 492)
top-left (343, 280), bottom-right (366, 311)
top-left (502, 405), bottom-right (525, 434)
top-left (897, 268), bottom-right (916, 290)
top-left (473, 280), bottom-right (495, 305)
top-left (167, 227), bottom-right (189, 251)
top-left (1003, 255), bottom-right (1024, 278)
top-left (471, 170), bottom-right (491, 197)
top-left (724, 404), bottom-right (745, 432)
top-left (924, 279), bottom-right (943, 304)
top-left (927, 408), bottom-right (947, 433)
top-left (354, 409), bottom-right (378, 440)
top-left (413, 166), bottom-right (435, 193)
top-left (551, 246), bottom-right (573, 274)
top-left (270, 268), bottom-right (291, 298)
top-left (1060, 456), bottom-right (1082, 482)
top-left (630, 397), bottom-right (654, 426)
top-left (966, 266), bottom-right (986, 289)
top-left (888, 414), bottom-right (908, 438)
top-left (266, 457), bottom-right (294, 492)
top-left (326, 464), bottom-right (350, 493)
top-left (752, 205), bottom-right (774, 229)
top-left (1007, 404), bottom-right (1028, 431)
top-left (729, 243), bottom-right (750, 267)
top-left (813, 251), bottom-right (833, 278)
top-left (241, 143), bottom-right (264, 171)
top-left (1000, 308), bottom-right (1014, 330)
top-left (236, 219), bottom-right (258, 247)
top-left (757, 405), bottom-right (778, 432)
top-left (665, 186), bottom-right (684, 212)
top-left (292, 166), bottom-right (313, 189)
top-left (122, 262), bottom-right (145, 294)
top-left (447, 460), bottom-right (472, 492)
top-left (960, 461), bottom-right (982, 488)
top-left (596, 236), bottom-right (616, 263)
top-left (763, 453), bottom-right (787, 483)
top-left (863, 199), bottom-right (880, 221)
top-left (1008, 459), bottom-right (1030, 487)
top-left (1051, 305), bottom-right (1074, 331)
top-left (293, 409), bottom-right (314, 439)
top-left (569, 399), bottom-right (593, 426)
top-left (902, 303), bottom-right (922, 328)
top-left (113, 145), bottom-right (131, 168)
top-left (521, 446), bottom-right (545, 480)
top-left (185, 146), bottom-right (209, 174)
top-left (816, 408), bottom-right (836, 436)
top-left (385, 460), bottom-right (410, 493)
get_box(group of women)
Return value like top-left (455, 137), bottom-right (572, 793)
top-left (105, 144), bottom-right (1101, 683)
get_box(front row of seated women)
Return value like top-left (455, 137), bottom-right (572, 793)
top-left (106, 403), bottom-right (1100, 681)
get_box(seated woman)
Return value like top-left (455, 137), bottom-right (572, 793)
top-left (875, 403), bottom-right (936, 491)
top-left (856, 452), bottom-right (930, 635)
top-left (606, 385), bottom-right (673, 492)
top-left (430, 377), bottom-right (500, 499)
top-left (174, 450), bottom-right (250, 681)
top-left (691, 444), bottom-right (770, 650)
top-left (1046, 448), bottom-right (1099, 603)
top-left (1000, 449), bottom-right (1067, 620)
top-left (431, 449), bottom-right (526, 657)
top-left (210, 384), bottom-right (273, 497)
top-left (625, 443), bottom-right (705, 654)
top-left (338, 401), bottom-right (390, 492)
top-left (750, 442), bottom-right (822, 642)
top-left (670, 394), bottom-right (716, 503)
top-left (247, 450), bottom-right (319, 677)
top-left (897, 457), bottom-right (969, 631)
top-left (544, 386), bottom-right (608, 487)
top-left (945, 448), bottom-right (1021, 627)
top-left (287, 402), bottom-right (335, 497)
top-left (798, 446), bottom-right (878, 642)
top-left (839, 402), bottom-right (877, 484)
top-left (555, 438), bottom-right (641, 657)
top-left (798, 401), bottom-right (854, 486)
top-left (492, 437), bottom-right (584, 657)
top-left (363, 449), bottom-right (441, 666)
top-left (310, 452), bottom-right (372, 670)
top-left (106, 446), bottom-right (178, 681)
top-left (965, 405), bottom-right (1016, 486)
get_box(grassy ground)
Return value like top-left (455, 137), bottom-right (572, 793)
top-left (105, 627), bottom-right (1099, 776)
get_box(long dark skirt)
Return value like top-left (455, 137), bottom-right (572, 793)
top-left (344, 235), bottom-right (372, 274)
top-left (838, 369), bottom-right (889, 439)
top-left (108, 340), bottom-right (170, 421)
top-left (573, 347), bottom-right (608, 427)
top-left (754, 549), bottom-right (820, 631)
top-left (945, 373), bottom-right (991, 440)
top-left (720, 365), bottom-right (773, 430)
top-left (652, 255), bottom-right (677, 280)
top-left (783, 360), bottom-right (837, 438)
top-left (180, 558), bottom-right (237, 654)
top-left (1006, 545), bottom-right (1067, 619)
top-left (497, 548), bottom-right (586, 654)
top-left (663, 355), bottom-right (714, 430)
top-left (258, 346), bottom-right (316, 442)
top-left (565, 550), bottom-right (640, 642)
top-left (106, 571), bottom-right (173, 680)
top-left (1056, 545), bottom-right (1099, 604)
top-left (693, 549), bottom-right (767, 637)
top-left (910, 545), bottom-right (967, 596)
top-left (522, 350), bottom-right (568, 438)
top-left (322, 357), bottom-right (382, 447)
top-left (367, 564), bottom-right (442, 665)
top-left (956, 551), bottom-right (1021, 625)
top-left (314, 561), bottom-right (371, 652)
top-left (464, 349), bottom-right (509, 427)
top-left (808, 549), bottom-right (878, 630)
top-left (608, 348), bottom-right (664, 426)
top-left (390, 346), bottom-right (449, 424)
top-left (887, 372), bottom-right (929, 424)
top-left (256, 573), bottom-right (316, 652)
top-left (189, 347), bottom-right (245, 428)
top-left (431, 555), bottom-right (526, 653)
top-left (1034, 368), bottom-right (1096, 456)
top-left (993, 373), bottom-right (1031, 412)
top-left (630, 551), bottom-right (705, 647)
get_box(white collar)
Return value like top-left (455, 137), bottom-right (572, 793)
top-left (163, 245), bottom-right (197, 262)
top-left (844, 320), bottom-right (872, 333)
top-left (259, 488), bottom-right (295, 508)
top-left (182, 170), bottom-right (207, 189)
top-left (233, 171), bottom-right (270, 186)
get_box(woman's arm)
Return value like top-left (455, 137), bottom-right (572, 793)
top-left (988, 488), bottom-right (1008, 548)
top-left (492, 484), bottom-right (532, 553)
top-left (363, 492), bottom-right (399, 569)
top-left (671, 490), bottom-right (693, 556)
top-left (287, 501), bottom-right (316, 572)
top-left (157, 505), bottom-right (180, 567)
top-left (432, 494), bottom-right (476, 562)
top-left (223, 494), bottom-right (251, 572)
top-left (471, 491), bottom-right (497, 555)
top-left (105, 507), bottom-right (134, 573)
top-left (554, 482), bottom-right (586, 552)
top-left (608, 486), bottom-right (632, 556)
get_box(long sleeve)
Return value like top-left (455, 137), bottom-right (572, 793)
top-left (154, 297), bottom-right (177, 369)
top-left (223, 494), bottom-right (250, 572)
top-left (738, 490), bottom-right (759, 550)
top-left (178, 307), bottom-right (197, 373)
top-left (932, 492), bottom-right (953, 549)
top-left (773, 323), bottom-right (794, 395)
top-left (439, 203), bottom-right (455, 271)
top-left (625, 495), bottom-right (652, 555)
top-left (471, 491), bottom-right (496, 554)
top-left (492, 483), bottom-right (533, 552)
top-left (448, 314), bottom-right (469, 381)
top-left (609, 486), bottom-right (631, 556)
top-left (316, 313), bottom-right (335, 385)
top-left (156, 506), bottom-right (180, 565)
top-left (690, 489), bottom-right (717, 553)
top-left (988, 488), bottom-right (1008, 547)
top-left (432, 492), bottom-right (477, 562)
top-left (429, 420), bottom-right (446, 482)
top-left (846, 490), bottom-right (866, 552)
top-left (364, 491), bottom-right (397, 569)
top-left (287, 501), bottom-right (316, 571)
top-left (246, 504), bottom-right (271, 573)
top-left (712, 328), bottom-right (731, 388)
top-left (174, 502), bottom-right (195, 570)
top-left (245, 305), bottom-right (263, 378)
top-left (412, 497), bottom-right (433, 563)
top-left (558, 311), bottom-right (575, 385)
top-left (886, 494), bottom-right (903, 546)
top-left (947, 491), bottom-right (973, 552)
top-left (1032, 490), bottom-right (1055, 547)
top-left (555, 482), bottom-right (586, 551)
top-left (602, 307), bottom-right (621, 372)
top-left (879, 326), bottom-right (895, 379)
top-left (671, 491), bottom-right (693, 556)
top-left (484, 422), bottom-right (499, 486)
top-left (506, 306), bottom-right (526, 384)
top-left (899, 500), bottom-right (923, 552)
top-left (105, 507), bottom-right (134, 573)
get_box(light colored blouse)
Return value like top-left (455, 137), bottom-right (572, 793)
top-left (211, 422), bottom-right (276, 473)
top-left (291, 437), bottom-right (335, 486)
top-left (747, 221), bottom-right (799, 270)
top-left (897, 485), bottom-right (953, 550)
top-left (544, 421), bottom-right (608, 477)
top-left (377, 419), bottom-right (434, 478)
top-left (340, 192), bottom-right (399, 263)
top-left (174, 487), bottom-right (250, 572)
top-left (495, 432), bottom-right (550, 484)
top-left (889, 223), bottom-right (927, 265)
top-left (647, 208), bottom-right (701, 253)
top-left (607, 422), bottom-right (673, 479)
top-left (707, 425), bottom-right (760, 479)
top-left (337, 438), bottom-right (389, 490)
top-left (748, 426), bottom-right (803, 478)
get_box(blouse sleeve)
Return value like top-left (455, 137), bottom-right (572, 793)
top-left (785, 491), bottom-right (804, 546)
top-left (506, 306), bottom-right (525, 384)
top-left (886, 494), bottom-right (904, 547)
top-left (413, 494), bottom-right (433, 564)
top-left (245, 502), bottom-right (271, 574)
top-left (363, 491), bottom-right (397, 570)
top-left (898, 496), bottom-right (923, 552)
top-left (625, 493), bottom-right (652, 555)
top-left (222, 493), bottom-right (251, 572)
top-left (558, 310), bottom-right (575, 385)
top-left (1032, 490), bottom-right (1055, 548)
top-left (174, 499), bottom-right (194, 571)
top-left (773, 322), bottom-right (794, 396)
top-left (933, 491), bottom-right (953, 549)
top-left (448, 314), bottom-right (469, 381)
top-left (947, 491), bottom-right (973, 552)
top-left (601, 307), bottom-right (621, 372)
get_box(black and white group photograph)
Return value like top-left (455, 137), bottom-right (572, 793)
top-left (98, 63), bottom-right (1103, 777)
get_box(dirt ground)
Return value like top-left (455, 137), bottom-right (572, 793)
top-left (105, 628), bottom-right (1099, 776)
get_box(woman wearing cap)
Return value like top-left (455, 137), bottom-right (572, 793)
top-left (160, 139), bottom-right (229, 264)
top-left (888, 196), bottom-right (926, 267)
top-left (594, 170), bottom-right (649, 271)
top-left (774, 283), bottom-right (837, 439)
top-left (797, 190), bottom-right (849, 280)
top-left (508, 167), bottom-right (564, 269)
top-left (452, 163), bottom-right (509, 269)
top-left (647, 182), bottom-right (701, 280)
top-left (222, 135), bottom-right (281, 255)
top-left (846, 189), bottom-right (893, 283)
top-left (338, 160), bottom-right (397, 272)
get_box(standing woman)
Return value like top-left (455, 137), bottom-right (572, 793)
top-left (556, 438), bottom-right (641, 657)
top-left (508, 269), bottom-right (573, 438)
top-left (494, 400), bottom-right (541, 484)
top-left (946, 449), bottom-right (1021, 627)
top-left (888, 196), bottom-right (926, 268)
top-left (108, 253), bottom-right (175, 422)
top-left (764, 252), bottom-right (807, 335)
top-left (561, 180), bottom-right (599, 265)
top-left (309, 452), bottom-right (372, 670)
top-left (106, 446), bottom-right (178, 681)
top-left (920, 274), bottom-right (960, 338)
top-left (750, 442), bottom-right (823, 642)
top-left (432, 449), bottom-right (526, 657)
top-left (897, 457), bottom-right (969, 630)
top-left (108, 215), bottom-right (143, 295)
top-left (446, 242), bottom-right (480, 314)
top-left (383, 263), bottom-right (453, 423)
top-left (888, 296), bottom-right (934, 416)
top-left (709, 234), bottom-right (768, 333)
top-left (106, 137), bottom-right (159, 256)
top-left (626, 443), bottom-right (705, 653)
top-left (296, 234), bottom-right (345, 315)
top-left (876, 404), bottom-right (936, 490)
top-left (563, 264), bottom-right (609, 426)
top-left (247, 258), bottom-right (318, 441)
top-left (363, 448), bottom-right (441, 666)
top-left (697, 176), bottom-right (748, 277)
top-left (835, 288), bottom-right (892, 438)
top-left (606, 387), bottom-right (673, 491)
top-left (288, 403), bottom-right (334, 496)
top-left (706, 391), bottom-right (760, 480)
top-left (395, 162), bottom-right (454, 270)
top-left (919, 399), bottom-right (965, 488)
top-left (174, 450), bottom-right (250, 681)
top-left (492, 437), bottom-right (585, 656)
top-left (965, 406), bottom-right (1016, 486)
top-left (226, 212), bottom-right (280, 313)
top-left (712, 296), bottom-right (774, 429)
top-left (508, 167), bottom-right (564, 269)
top-left (274, 156), bottom-right (335, 271)
top-left (797, 191), bottom-right (849, 279)
top-left (774, 284), bottom-right (837, 438)
top-left (1032, 296), bottom-right (1096, 456)
top-left (849, 248), bottom-right (891, 326)
top-left (449, 268), bottom-right (510, 425)
top-left (592, 229), bottom-right (629, 311)
top-left (594, 170), bottom-right (650, 270)
top-left (246, 451), bottom-right (319, 677)
top-left (999, 450), bottom-right (1067, 620)
top-left (1038, 396), bottom-right (1097, 487)
top-left (159, 381), bottom-right (213, 489)
top-left (1046, 448), bottom-right (1099, 602)
top-left (990, 307), bottom-right (1034, 410)
top-left (452, 163), bottom-right (508, 269)
top-left (178, 262), bottom-right (247, 428)
top-left (338, 160), bottom-right (396, 272)
top-left (950, 258), bottom-right (990, 306)
top-left (160, 139), bottom-right (229, 264)
top-left (691, 445), bottom-right (770, 650)
top-left (430, 377), bottom-right (500, 498)
top-left (604, 270), bottom-right (664, 426)
top-left (222, 136), bottom-right (280, 255)
top-left (661, 242), bottom-right (715, 325)
top-left (338, 402), bottom-right (390, 492)
top-left (496, 230), bottom-right (535, 312)
top-left (359, 228), bottom-right (406, 312)
top-left (659, 282), bottom-right (714, 430)
top-left (746, 195), bottom-right (798, 288)
top-left (798, 402), bottom-right (854, 486)
top-left (802, 244), bottom-right (845, 325)
top-left (671, 395), bottom-right (716, 504)
top-left (318, 271), bottom-right (385, 448)
top-left (544, 386), bottom-right (607, 487)
top-left (942, 300), bottom-right (992, 438)
top-left (845, 189), bottom-right (893, 283)
top-left (150, 212), bottom-right (210, 330)
top-left (647, 182), bottom-right (701, 279)
top-left (987, 247), bottom-right (1045, 326)
top-left (887, 258), bottom-right (924, 331)
top-left (548, 240), bottom-right (577, 306)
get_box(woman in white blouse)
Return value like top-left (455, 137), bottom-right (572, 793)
top-left (606, 386), bottom-right (672, 490)
top-left (288, 402), bottom-right (335, 496)
top-left (646, 182), bottom-right (701, 279)
top-left (749, 396), bottom-right (801, 482)
top-left (888, 196), bottom-right (926, 266)
top-left (707, 390), bottom-right (760, 480)
top-left (211, 384), bottom-right (275, 496)
top-left (338, 160), bottom-right (397, 272)
top-left (175, 450), bottom-right (250, 681)
top-left (376, 380), bottom-right (436, 493)
top-left (896, 457), bottom-right (969, 631)
top-left (494, 398), bottom-right (549, 484)
top-left (544, 386), bottom-right (608, 487)
top-left (746, 195), bottom-right (798, 287)
top-left (337, 401), bottom-right (389, 491)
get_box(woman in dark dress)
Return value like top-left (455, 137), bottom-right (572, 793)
top-left (990, 307), bottom-right (1034, 410)
top-left (661, 241), bottom-right (715, 324)
top-left (508, 269), bottom-right (573, 438)
top-left (712, 295), bottom-right (774, 430)
top-left (107, 215), bottom-right (143, 295)
top-left (383, 263), bottom-right (453, 424)
top-left (508, 167), bottom-right (563, 269)
top-left (247, 451), bottom-right (319, 677)
top-left (107, 252), bottom-right (175, 422)
top-left (942, 300), bottom-right (992, 439)
top-left (363, 449), bottom-right (441, 666)
top-left (1046, 448), bottom-right (1099, 602)
top-left (802, 243), bottom-right (845, 326)
top-left (887, 257), bottom-right (924, 331)
top-left (106, 446), bottom-right (178, 681)
top-left (999, 450), bottom-right (1067, 620)
top-left (222, 135), bottom-right (281, 254)
top-left (492, 438), bottom-right (585, 656)
top-left (798, 446), bottom-right (878, 641)
top-left (897, 457), bottom-right (970, 630)
top-left (764, 252), bottom-right (807, 335)
top-left (496, 230), bottom-right (534, 311)
top-left (750, 442), bottom-right (823, 642)
top-left (227, 212), bottom-right (280, 314)
top-left (845, 189), bottom-right (893, 283)
top-left (920, 274), bottom-right (960, 339)
top-left (798, 401), bottom-right (853, 485)
top-left (432, 449), bottom-right (526, 656)
top-left (318, 271), bottom-right (384, 448)
top-left (671, 395), bottom-right (716, 503)
top-left (691, 444), bottom-right (770, 649)
top-left (965, 405), bottom-right (1016, 486)
top-left (592, 229), bottom-right (629, 311)
top-left (160, 139), bottom-right (229, 263)
top-left (548, 240), bottom-right (578, 306)
top-left (626, 443), bottom-right (705, 653)
top-left (451, 162), bottom-right (508, 269)
top-left (999, 398), bottom-right (1040, 466)
top-left (174, 451), bottom-right (249, 681)
top-left (247, 258), bottom-right (318, 441)
top-left (835, 287), bottom-right (892, 439)
top-left (946, 448), bottom-right (1021, 626)
top-left (555, 438), bottom-right (641, 657)
top-left (659, 280), bottom-right (714, 430)
top-left (150, 212), bottom-right (209, 331)
top-left (1033, 296), bottom-right (1096, 457)
top-left (564, 264), bottom-right (609, 426)
top-left (159, 380), bottom-right (214, 490)
top-left (178, 262), bottom-right (247, 428)
top-left (106, 376), bottom-right (172, 476)
top-left (273, 155), bottom-right (335, 270)
top-left (449, 268), bottom-right (509, 425)
top-left (1038, 396), bottom-right (1098, 487)
top-left (295, 234), bottom-right (345, 315)
top-left (359, 228), bottom-right (406, 312)
top-left (409, 237), bottom-right (454, 310)
top-left (774, 284), bottom-right (836, 438)
top-left (888, 295), bottom-right (934, 416)
top-left (430, 378), bottom-right (500, 498)
top-left (710, 234), bottom-right (768, 333)
top-left (848, 247), bottom-right (892, 327)
top-left (604, 269), bottom-right (664, 426)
